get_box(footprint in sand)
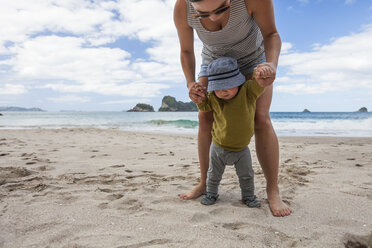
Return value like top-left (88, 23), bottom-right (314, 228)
top-left (96, 187), bottom-right (114, 193)
top-left (117, 239), bottom-right (172, 248)
top-left (0, 167), bottom-right (35, 180)
top-left (35, 165), bottom-right (55, 171)
top-left (222, 222), bottom-right (249, 230)
top-left (190, 213), bottom-right (211, 223)
top-left (98, 202), bottom-right (109, 209)
top-left (106, 194), bottom-right (124, 201)
top-left (33, 183), bottom-right (49, 192)
top-left (209, 207), bottom-right (231, 215)
top-left (113, 198), bottom-right (143, 211)
top-left (110, 165), bottom-right (126, 168)
top-left (343, 233), bottom-right (372, 248)
top-left (176, 185), bottom-right (189, 191)
top-left (23, 152), bottom-right (36, 156)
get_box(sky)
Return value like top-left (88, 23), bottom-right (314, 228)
top-left (0, 0), bottom-right (371, 112)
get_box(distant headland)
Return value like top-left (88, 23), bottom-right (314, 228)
top-left (0, 106), bottom-right (45, 112)
top-left (127, 96), bottom-right (197, 112)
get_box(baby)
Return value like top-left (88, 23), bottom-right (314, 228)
top-left (197, 57), bottom-right (268, 207)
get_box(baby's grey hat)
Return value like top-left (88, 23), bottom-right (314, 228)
top-left (207, 57), bottom-right (245, 92)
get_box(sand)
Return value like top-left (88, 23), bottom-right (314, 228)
top-left (0, 128), bottom-right (371, 247)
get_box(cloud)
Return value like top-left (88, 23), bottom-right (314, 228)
top-left (101, 99), bottom-right (151, 105)
top-left (4, 34), bottom-right (172, 97)
top-left (0, 0), bottom-right (184, 100)
top-left (42, 82), bottom-right (169, 97)
top-left (0, 0), bottom-right (115, 50)
top-left (48, 95), bottom-right (91, 103)
top-left (9, 35), bottom-right (135, 83)
top-left (277, 25), bottom-right (372, 94)
top-left (0, 84), bottom-right (27, 95)
top-left (281, 42), bottom-right (293, 55)
top-left (345, 0), bottom-right (356, 5)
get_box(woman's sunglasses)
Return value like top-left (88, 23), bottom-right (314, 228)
top-left (192, 3), bottom-right (231, 19)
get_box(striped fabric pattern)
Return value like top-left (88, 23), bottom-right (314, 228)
top-left (186, 0), bottom-right (265, 72)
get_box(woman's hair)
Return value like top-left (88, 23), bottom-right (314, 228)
top-left (189, 0), bottom-right (203, 2)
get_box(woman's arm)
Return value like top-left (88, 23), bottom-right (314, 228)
top-left (246, 0), bottom-right (281, 85)
top-left (174, 0), bottom-right (206, 103)
top-left (174, 0), bottom-right (195, 88)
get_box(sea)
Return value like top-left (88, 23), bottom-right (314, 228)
top-left (1, 111), bottom-right (372, 137)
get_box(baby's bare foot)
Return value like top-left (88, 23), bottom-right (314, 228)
top-left (178, 183), bottom-right (206, 200)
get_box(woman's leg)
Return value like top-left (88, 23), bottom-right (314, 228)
top-left (254, 84), bottom-right (292, 216)
top-left (179, 76), bottom-right (213, 200)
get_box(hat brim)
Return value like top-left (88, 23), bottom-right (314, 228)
top-left (207, 72), bottom-right (246, 92)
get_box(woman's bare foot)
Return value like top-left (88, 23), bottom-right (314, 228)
top-left (267, 190), bottom-right (292, 217)
top-left (178, 183), bottom-right (206, 200)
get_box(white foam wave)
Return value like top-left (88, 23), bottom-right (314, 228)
top-left (273, 118), bottom-right (372, 136)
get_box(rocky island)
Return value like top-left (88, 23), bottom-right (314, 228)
top-left (158, 96), bottom-right (197, 112)
top-left (357, 107), bottom-right (368, 112)
top-left (127, 103), bottom-right (155, 112)
top-left (303, 109), bottom-right (311, 113)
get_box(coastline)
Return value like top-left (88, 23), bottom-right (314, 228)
top-left (1, 111), bottom-right (372, 137)
top-left (1, 128), bottom-right (371, 247)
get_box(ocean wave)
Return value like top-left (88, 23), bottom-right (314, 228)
top-left (272, 117), bottom-right (372, 136)
top-left (147, 119), bottom-right (199, 129)
top-left (1, 112), bottom-right (372, 136)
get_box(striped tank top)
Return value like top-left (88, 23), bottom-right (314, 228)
top-left (186, 0), bottom-right (265, 72)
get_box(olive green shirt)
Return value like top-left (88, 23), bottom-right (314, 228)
top-left (197, 79), bottom-right (264, 151)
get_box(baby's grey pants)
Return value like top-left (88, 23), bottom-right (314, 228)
top-left (207, 142), bottom-right (255, 199)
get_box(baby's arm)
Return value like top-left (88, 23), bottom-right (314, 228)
top-left (196, 92), bottom-right (213, 112)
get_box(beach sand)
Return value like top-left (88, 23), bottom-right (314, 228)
top-left (0, 128), bottom-right (371, 247)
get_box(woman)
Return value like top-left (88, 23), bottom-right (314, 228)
top-left (174, 0), bottom-right (291, 216)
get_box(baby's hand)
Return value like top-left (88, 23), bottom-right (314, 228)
top-left (254, 62), bottom-right (276, 87)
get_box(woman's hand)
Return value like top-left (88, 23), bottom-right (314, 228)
top-left (254, 62), bottom-right (276, 87)
top-left (188, 82), bottom-right (207, 104)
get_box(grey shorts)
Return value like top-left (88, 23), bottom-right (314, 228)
top-left (198, 57), bottom-right (266, 79)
